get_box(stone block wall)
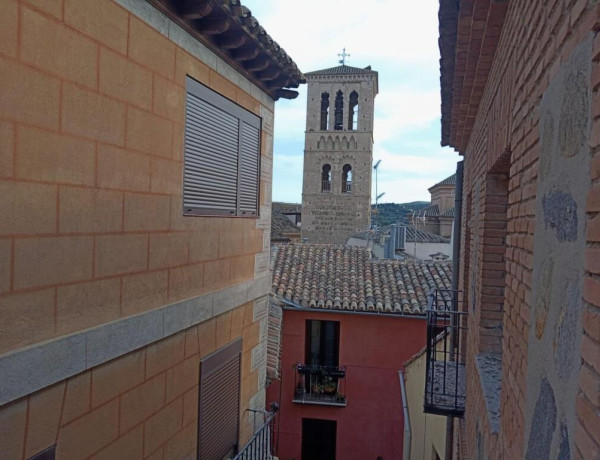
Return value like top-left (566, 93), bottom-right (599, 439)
top-left (0, 0), bottom-right (276, 457)
top-left (0, 301), bottom-right (269, 458)
top-left (453, 0), bottom-right (600, 458)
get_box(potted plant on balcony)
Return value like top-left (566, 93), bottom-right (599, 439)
top-left (321, 376), bottom-right (337, 395)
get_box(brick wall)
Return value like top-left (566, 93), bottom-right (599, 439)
top-left (0, 302), bottom-right (266, 459)
top-left (450, 0), bottom-right (600, 458)
top-left (0, 0), bottom-right (272, 356)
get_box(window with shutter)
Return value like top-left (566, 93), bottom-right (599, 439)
top-left (184, 77), bottom-right (261, 217)
top-left (198, 338), bottom-right (242, 460)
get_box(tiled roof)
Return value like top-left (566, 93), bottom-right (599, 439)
top-left (272, 244), bottom-right (452, 315)
top-left (271, 212), bottom-right (300, 241)
top-left (440, 207), bottom-right (455, 218)
top-left (305, 64), bottom-right (377, 76)
top-left (406, 225), bottom-right (450, 243)
top-left (272, 202), bottom-right (301, 214)
top-left (353, 225), bottom-right (450, 244)
top-left (430, 173), bottom-right (456, 190)
top-left (148, 0), bottom-right (305, 100)
top-left (414, 204), bottom-right (440, 218)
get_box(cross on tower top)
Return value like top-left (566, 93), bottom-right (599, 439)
top-left (338, 47), bottom-right (350, 65)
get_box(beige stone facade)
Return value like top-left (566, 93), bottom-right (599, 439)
top-left (0, 0), bottom-right (302, 457)
top-left (301, 66), bottom-right (378, 244)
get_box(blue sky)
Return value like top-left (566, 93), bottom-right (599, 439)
top-left (244, 0), bottom-right (461, 204)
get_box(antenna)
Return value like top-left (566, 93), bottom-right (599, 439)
top-left (373, 160), bottom-right (382, 229)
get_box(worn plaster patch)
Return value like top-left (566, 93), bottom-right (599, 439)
top-left (556, 422), bottom-right (570, 460)
top-left (540, 111), bottom-right (555, 180)
top-left (525, 378), bottom-right (557, 460)
top-left (554, 279), bottom-right (581, 380)
top-left (542, 190), bottom-right (578, 242)
top-left (535, 256), bottom-right (554, 340)
top-left (558, 70), bottom-right (589, 158)
top-left (475, 353), bottom-right (502, 433)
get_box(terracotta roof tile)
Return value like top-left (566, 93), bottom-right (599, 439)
top-left (272, 244), bottom-right (452, 315)
top-left (272, 202), bottom-right (302, 214)
top-left (440, 207), bottom-right (456, 218)
top-left (304, 64), bottom-right (377, 76)
top-left (271, 211), bottom-right (300, 241)
top-left (430, 173), bottom-right (457, 189)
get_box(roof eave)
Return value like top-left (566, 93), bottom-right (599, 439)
top-left (438, 0), bottom-right (509, 152)
top-left (147, 0), bottom-right (306, 100)
top-left (439, 0), bottom-right (459, 148)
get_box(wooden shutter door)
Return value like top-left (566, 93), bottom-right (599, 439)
top-left (198, 338), bottom-right (242, 460)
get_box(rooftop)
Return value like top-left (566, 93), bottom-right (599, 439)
top-left (148, 0), bottom-right (305, 100)
top-left (429, 173), bottom-right (457, 190)
top-left (351, 225), bottom-right (450, 244)
top-left (440, 207), bottom-right (456, 218)
top-left (272, 202), bottom-right (302, 214)
top-left (271, 212), bottom-right (300, 241)
top-left (272, 244), bottom-right (452, 315)
top-left (305, 64), bottom-right (378, 76)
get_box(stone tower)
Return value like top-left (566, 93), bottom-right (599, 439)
top-left (301, 64), bottom-right (378, 244)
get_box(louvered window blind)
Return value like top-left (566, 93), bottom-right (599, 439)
top-left (184, 77), bottom-right (261, 217)
top-left (198, 338), bottom-right (242, 460)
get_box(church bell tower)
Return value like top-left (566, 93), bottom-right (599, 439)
top-left (301, 58), bottom-right (378, 244)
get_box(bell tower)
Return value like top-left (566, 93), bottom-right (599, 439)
top-left (301, 61), bottom-right (378, 244)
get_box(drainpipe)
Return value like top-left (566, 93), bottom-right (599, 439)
top-left (446, 160), bottom-right (464, 460)
top-left (398, 370), bottom-right (411, 460)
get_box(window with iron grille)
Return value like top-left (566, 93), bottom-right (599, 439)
top-left (183, 77), bottom-right (261, 217)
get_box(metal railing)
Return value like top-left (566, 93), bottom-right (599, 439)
top-left (342, 181), bottom-right (352, 193)
top-left (322, 180), bottom-right (331, 192)
top-left (293, 364), bottom-right (347, 406)
top-left (424, 288), bottom-right (467, 417)
top-left (232, 412), bottom-right (276, 460)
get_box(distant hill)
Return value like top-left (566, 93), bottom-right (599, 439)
top-left (371, 201), bottom-right (430, 227)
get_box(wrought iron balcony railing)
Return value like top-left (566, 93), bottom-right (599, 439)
top-left (233, 410), bottom-right (276, 460)
top-left (293, 364), bottom-right (347, 407)
top-left (424, 288), bottom-right (467, 417)
top-left (342, 181), bottom-right (352, 193)
top-left (322, 180), bottom-right (331, 192)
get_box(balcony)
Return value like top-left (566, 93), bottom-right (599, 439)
top-left (293, 364), bottom-right (347, 407)
top-left (342, 181), bottom-right (352, 193)
top-left (233, 410), bottom-right (276, 460)
top-left (424, 289), bottom-right (467, 417)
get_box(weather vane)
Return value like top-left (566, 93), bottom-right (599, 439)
top-left (338, 47), bottom-right (350, 65)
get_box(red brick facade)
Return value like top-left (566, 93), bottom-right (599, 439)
top-left (441, 0), bottom-right (600, 458)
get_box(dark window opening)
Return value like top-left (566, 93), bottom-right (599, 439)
top-left (342, 164), bottom-right (352, 193)
top-left (348, 91), bottom-right (358, 130)
top-left (320, 93), bottom-right (329, 130)
top-left (334, 90), bottom-right (344, 130)
top-left (305, 320), bottom-right (339, 367)
top-left (302, 418), bottom-right (336, 460)
top-left (321, 164), bottom-right (332, 193)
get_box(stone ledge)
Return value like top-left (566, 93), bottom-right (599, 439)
top-left (0, 274), bottom-right (270, 406)
top-left (475, 352), bottom-right (503, 434)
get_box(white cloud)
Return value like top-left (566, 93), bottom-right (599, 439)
top-left (241, 0), bottom-right (459, 204)
top-left (244, 0), bottom-right (439, 70)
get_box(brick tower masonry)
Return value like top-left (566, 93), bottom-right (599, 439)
top-left (301, 65), bottom-right (378, 244)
